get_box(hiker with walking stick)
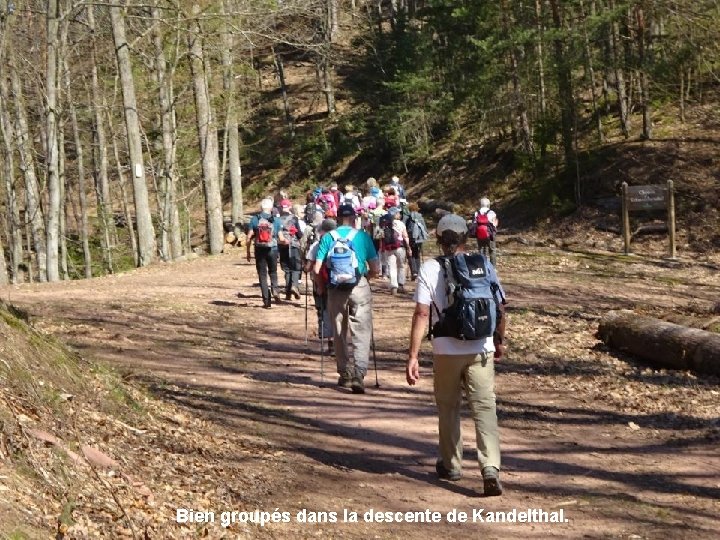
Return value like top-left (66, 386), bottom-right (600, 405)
top-left (304, 219), bottom-right (337, 355)
top-left (314, 204), bottom-right (380, 394)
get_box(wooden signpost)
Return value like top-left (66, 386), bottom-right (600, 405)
top-left (620, 180), bottom-right (676, 258)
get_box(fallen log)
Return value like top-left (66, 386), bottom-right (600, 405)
top-left (597, 310), bottom-right (720, 376)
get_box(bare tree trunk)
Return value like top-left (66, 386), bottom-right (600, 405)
top-left (87, 4), bottom-right (113, 273)
top-left (609, 0), bottom-right (630, 138)
top-left (9, 47), bottom-right (47, 281)
top-left (548, 0), bottom-right (576, 194)
top-left (58, 123), bottom-right (69, 280)
top-left (152, 6), bottom-right (182, 261)
top-left (580, 0), bottom-right (603, 142)
top-left (107, 110), bottom-right (139, 267)
top-left (221, 0), bottom-right (244, 234)
top-left (534, 0), bottom-right (547, 157)
top-left (0, 71), bottom-right (23, 283)
top-left (110, 3), bottom-right (157, 266)
top-left (272, 45), bottom-right (294, 136)
top-left (636, 3), bottom-right (652, 140)
top-left (502, 0), bottom-right (532, 155)
top-left (189, 4), bottom-right (224, 255)
top-left (679, 68), bottom-right (685, 123)
top-left (64, 58), bottom-right (92, 278)
top-left (45, 0), bottom-right (61, 282)
top-left (0, 213), bottom-right (7, 284)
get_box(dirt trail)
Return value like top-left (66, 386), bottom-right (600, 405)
top-left (5, 247), bottom-right (720, 538)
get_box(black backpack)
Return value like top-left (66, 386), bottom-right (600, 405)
top-left (429, 253), bottom-right (504, 341)
top-left (380, 214), bottom-right (402, 250)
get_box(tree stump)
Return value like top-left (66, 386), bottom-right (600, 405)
top-left (597, 310), bottom-right (720, 376)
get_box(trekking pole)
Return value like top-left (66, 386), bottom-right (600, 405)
top-left (304, 271), bottom-right (309, 347)
top-left (319, 301), bottom-right (325, 387)
top-left (371, 329), bottom-right (380, 389)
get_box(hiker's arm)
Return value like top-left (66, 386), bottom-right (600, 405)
top-left (402, 229), bottom-right (412, 255)
top-left (407, 302), bottom-right (429, 385)
top-left (246, 230), bottom-right (254, 261)
top-left (494, 302), bottom-right (506, 359)
top-left (367, 257), bottom-right (380, 279)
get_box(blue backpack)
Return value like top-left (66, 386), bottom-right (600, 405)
top-left (326, 229), bottom-right (360, 290)
top-left (430, 253), bottom-right (504, 340)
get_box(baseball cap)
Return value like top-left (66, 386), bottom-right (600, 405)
top-left (337, 203), bottom-right (356, 218)
top-left (280, 199), bottom-right (292, 209)
top-left (388, 206), bottom-right (400, 217)
top-left (436, 214), bottom-right (468, 236)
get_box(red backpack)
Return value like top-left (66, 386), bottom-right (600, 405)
top-left (474, 211), bottom-right (496, 241)
top-left (255, 215), bottom-right (275, 246)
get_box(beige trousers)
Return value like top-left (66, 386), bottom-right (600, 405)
top-left (433, 353), bottom-right (500, 474)
top-left (326, 278), bottom-right (373, 378)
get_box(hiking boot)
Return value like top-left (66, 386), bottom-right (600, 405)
top-left (482, 466), bottom-right (503, 496)
top-left (327, 339), bottom-right (334, 355)
top-left (337, 374), bottom-right (352, 388)
top-left (398, 285), bottom-right (406, 294)
top-left (351, 377), bottom-right (365, 394)
top-left (291, 286), bottom-right (301, 300)
top-left (435, 459), bottom-right (461, 481)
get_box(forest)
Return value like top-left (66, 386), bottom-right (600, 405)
top-left (1, 0), bottom-right (719, 284)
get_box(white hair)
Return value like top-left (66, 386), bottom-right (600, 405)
top-left (480, 197), bottom-right (491, 208)
top-left (261, 198), bottom-right (273, 210)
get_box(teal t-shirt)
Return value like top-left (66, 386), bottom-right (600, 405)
top-left (315, 225), bottom-right (378, 275)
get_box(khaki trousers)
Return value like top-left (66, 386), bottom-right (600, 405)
top-left (326, 278), bottom-right (373, 378)
top-left (433, 353), bottom-right (500, 474)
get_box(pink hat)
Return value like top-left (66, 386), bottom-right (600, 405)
top-left (280, 199), bottom-right (292, 209)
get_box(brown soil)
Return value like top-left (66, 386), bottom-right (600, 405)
top-left (5, 244), bottom-right (720, 539)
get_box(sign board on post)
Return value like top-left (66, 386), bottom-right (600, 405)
top-left (626, 185), bottom-right (668, 212)
top-left (621, 181), bottom-right (676, 258)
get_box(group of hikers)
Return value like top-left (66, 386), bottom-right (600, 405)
top-left (244, 175), bottom-right (506, 496)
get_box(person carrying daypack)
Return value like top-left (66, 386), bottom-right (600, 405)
top-left (389, 175), bottom-right (406, 200)
top-left (314, 204), bottom-right (380, 394)
top-left (406, 213), bottom-right (507, 496)
top-left (317, 188), bottom-right (338, 218)
top-left (469, 197), bottom-right (499, 266)
top-left (379, 207), bottom-right (412, 295)
top-left (278, 200), bottom-right (303, 300)
top-left (246, 198), bottom-right (282, 308)
top-left (305, 190), bottom-right (324, 226)
top-left (304, 219), bottom-right (337, 355)
top-left (404, 202), bottom-right (428, 280)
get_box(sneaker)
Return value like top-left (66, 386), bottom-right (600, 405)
top-left (351, 377), bottom-right (365, 394)
top-left (337, 375), bottom-right (352, 388)
top-left (291, 287), bottom-right (301, 300)
top-left (285, 290), bottom-right (292, 301)
top-left (390, 287), bottom-right (398, 296)
top-left (482, 466), bottom-right (503, 496)
top-left (435, 459), bottom-right (461, 481)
